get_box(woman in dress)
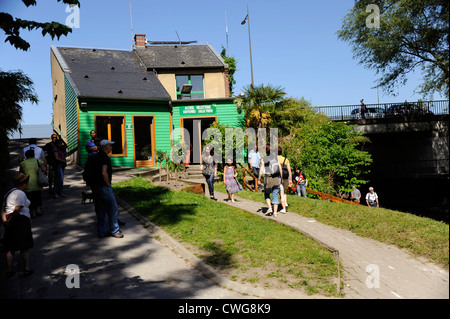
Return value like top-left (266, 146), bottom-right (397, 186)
top-left (1, 173), bottom-right (35, 278)
top-left (223, 158), bottom-right (241, 203)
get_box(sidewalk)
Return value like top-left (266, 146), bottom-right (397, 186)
top-left (0, 164), bottom-right (251, 299)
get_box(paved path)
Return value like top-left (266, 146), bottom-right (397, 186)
top-left (205, 187), bottom-right (449, 299)
top-left (1, 164), bottom-right (255, 299)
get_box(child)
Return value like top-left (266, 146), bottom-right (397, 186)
top-left (223, 158), bottom-right (242, 202)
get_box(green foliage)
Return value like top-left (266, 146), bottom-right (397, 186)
top-left (221, 47), bottom-right (237, 96)
top-left (271, 98), bottom-right (372, 196)
top-left (234, 83), bottom-right (286, 128)
top-left (0, 69), bottom-right (39, 197)
top-left (156, 150), bottom-right (169, 164)
top-left (337, 0), bottom-right (449, 98)
top-left (0, 0), bottom-right (81, 51)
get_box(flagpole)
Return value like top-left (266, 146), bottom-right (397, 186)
top-left (225, 11), bottom-right (229, 57)
top-left (247, 4), bottom-right (254, 87)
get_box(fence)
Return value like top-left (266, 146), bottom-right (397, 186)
top-left (314, 100), bottom-right (449, 121)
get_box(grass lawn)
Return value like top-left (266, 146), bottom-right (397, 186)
top-left (113, 177), bottom-right (342, 297)
top-left (215, 183), bottom-right (449, 269)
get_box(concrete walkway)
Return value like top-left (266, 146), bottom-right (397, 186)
top-left (0, 164), bottom-right (256, 299)
top-left (205, 187), bottom-right (449, 299)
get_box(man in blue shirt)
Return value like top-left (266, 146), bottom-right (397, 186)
top-left (86, 130), bottom-right (99, 155)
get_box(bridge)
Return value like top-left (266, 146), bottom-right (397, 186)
top-left (315, 100), bottom-right (449, 222)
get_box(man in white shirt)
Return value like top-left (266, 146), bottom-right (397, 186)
top-left (366, 187), bottom-right (379, 207)
top-left (19, 138), bottom-right (47, 166)
top-left (248, 145), bottom-right (261, 186)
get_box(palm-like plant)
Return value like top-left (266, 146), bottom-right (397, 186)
top-left (234, 84), bottom-right (286, 129)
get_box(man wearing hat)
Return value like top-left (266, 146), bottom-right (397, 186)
top-left (90, 140), bottom-right (124, 238)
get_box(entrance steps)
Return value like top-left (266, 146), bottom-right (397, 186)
top-left (184, 165), bottom-right (204, 180)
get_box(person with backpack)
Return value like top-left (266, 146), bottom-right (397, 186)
top-left (293, 166), bottom-right (308, 197)
top-left (259, 144), bottom-right (282, 217)
top-left (90, 140), bottom-right (124, 238)
top-left (277, 147), bottom-right (292, 213)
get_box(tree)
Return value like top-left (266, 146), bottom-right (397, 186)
top-left (221, 48), bottom-right (237, 96)
top-left (234, 83), bottom-right (286, 129)
top-left (337, 0), bottom-right (449, 98)
top-left (0, 0), bottom-right (80, 196)
top-left (272, 98), bottom-right (372, 196)
top-left (0, 0), bottom-right (80, 51)
top-left (0, 70), bottom-right (39, 195)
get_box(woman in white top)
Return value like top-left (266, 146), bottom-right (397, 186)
top-left (1, 173), bottom-right (35, 278)
top-left (365, 187), bottom-right (379, 208)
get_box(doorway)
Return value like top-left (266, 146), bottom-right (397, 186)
top-left (133, 116), bottom-right (155, 167)
top-left (181, 117), bottom-right (216, 164)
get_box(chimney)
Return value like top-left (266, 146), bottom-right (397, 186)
top-left (134, 34), bottom-right (146, 48)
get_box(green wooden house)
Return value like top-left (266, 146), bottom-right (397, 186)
top-left (51, 34), bottom-right (243, 168)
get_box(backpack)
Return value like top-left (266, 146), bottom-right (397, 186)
top-left (82, 154), bottom-right (96, 186)
top-left (281, 157), bottom-right (289, 179)
top-left (264, 154), bottom-right (280, 176)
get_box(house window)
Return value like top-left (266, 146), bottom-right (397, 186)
top-left (176, 75), bottom-right (204, 100)
top-left (95, 115), bottom-right (125, 156)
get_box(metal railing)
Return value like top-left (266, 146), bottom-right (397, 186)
top-left (314, 100), bottom-right (449, 121)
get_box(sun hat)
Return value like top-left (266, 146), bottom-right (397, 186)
top-left (13, 172), bottom-right (30, 186)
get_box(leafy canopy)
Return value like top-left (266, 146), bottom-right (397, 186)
top-left (0, 0), bottom-right (80, 51)
top-left (337, 0), bottom-right (449, 98)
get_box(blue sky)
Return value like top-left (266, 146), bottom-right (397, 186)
top-left (0, 0), bottom-right (444, 125)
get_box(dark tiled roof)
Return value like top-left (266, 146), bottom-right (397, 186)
top-left (53, 47), bottom-right (171, 101)
top-left (135, 44), bottom-right (225, 70)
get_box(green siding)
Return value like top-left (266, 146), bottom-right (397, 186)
top-left (64, 75), bottom-right (79, 153)
top-left (172, 101), bottom-right (244, 144)
top-left (78, 100), bottom-right (171, 168)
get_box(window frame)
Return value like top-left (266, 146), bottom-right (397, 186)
top-left (176, 74), bottom-right (204, 100)
top-left (94, 114), bottom-right (126, 157)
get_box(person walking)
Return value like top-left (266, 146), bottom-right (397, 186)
top-left (91, 140), bottom-right (124, 238)
top-left (223, 158), bottom-right (242, 203)
top-left (201, 145), bottom-right (218, 201)
top-left (277, 147), bottom-right (292, 213)
top-left (248, 145), bottom-right (261, 188)
top-left (19, 149), bottom-right (46, 218)
top-left (366, 187), bottom-right (379, 207)
top-left (360, 99), bottom-right (367, 119)
top-left (351, 186), bottom-right (361, 204)
top-left (19, 138), bottom-right (47, 167)
top-left (53, 139), bottom-right (67, 199)
top-left (43, 134), bottom-right (58, 196)
top-left (259, 145), bottom-right (282, 217)
top-left (1, 173), bottom-right (35, 279)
